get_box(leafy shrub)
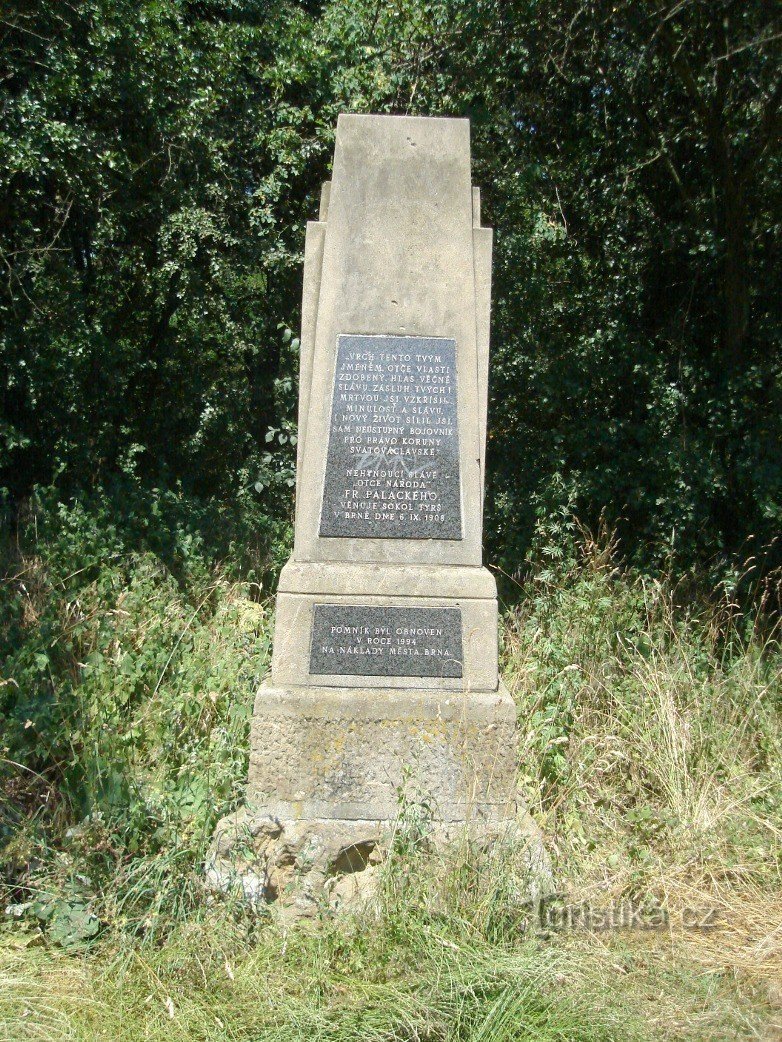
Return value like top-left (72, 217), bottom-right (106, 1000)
top-left (1, 490), bottom-right (277, 937)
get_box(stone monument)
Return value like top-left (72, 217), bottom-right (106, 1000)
top-left (210, 113), bottom-right (522, 910)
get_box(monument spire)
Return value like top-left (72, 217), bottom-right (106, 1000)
top-left (210, 114), bottom-right (520, 915)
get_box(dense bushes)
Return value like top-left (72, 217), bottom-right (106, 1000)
top-left (0, 493), bottom-right (271, 938)
top-left (2, 0), bottom-right (780, 576)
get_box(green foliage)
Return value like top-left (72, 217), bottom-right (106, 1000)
top-left (1, 0), bottom-right (336, 521)
top-left (382, 0), bottom-right (782, 572)
top-left (0, 493), bottom-right (272, 937)
top-left (2, 0), bottom-right (780, 575)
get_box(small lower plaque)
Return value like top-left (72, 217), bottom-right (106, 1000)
top-left (310, 604), bottom-right (463, 678)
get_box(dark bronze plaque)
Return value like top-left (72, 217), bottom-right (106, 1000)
top-left (309, 604), bottom-right (463, 678)
top-left (319, 334), bottom-right (462, 539)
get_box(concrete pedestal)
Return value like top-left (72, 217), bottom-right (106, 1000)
top-left (207, 115), bottom-right (543, 917)
top-left (245, 682), bottom-right (517, 823)
top-left (206, 679), bottom-right (524, 917)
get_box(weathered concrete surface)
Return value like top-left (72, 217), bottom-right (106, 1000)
top-left (245, 683), bottom-right (517, 823)
top-left (271, 562), bottom-right (500, 692)
top-left (278, 560), bottom-right (498, 599)
top-left (295, 114), bottom-right (487, 567)
top-left (271, 593), bottom-right (498, 692)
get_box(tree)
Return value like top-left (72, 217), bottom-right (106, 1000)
top-left (1, 0), bottom-right (779, 577)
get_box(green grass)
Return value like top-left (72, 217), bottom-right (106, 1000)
top-left (2, 514), bottom-right (781, 1040)
top-left (0, 917), bottom-right (637, 1041)
top-left (2, 891), bottom-right (779, 1041)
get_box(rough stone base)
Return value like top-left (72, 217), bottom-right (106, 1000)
top-left (207, 681), bottom-right (551, 918)
top-left (206, 807), bottom-right (550, 921)
top-left (206, 810), bottom-right (386, 918)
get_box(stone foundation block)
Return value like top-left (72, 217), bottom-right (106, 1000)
top-left (245, 682), bottom-right (518, 823)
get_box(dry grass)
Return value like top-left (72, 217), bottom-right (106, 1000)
top-left (2, 532), bottom-right (781, 1040)
top-left (498, 535), bottom-right (782, 1037)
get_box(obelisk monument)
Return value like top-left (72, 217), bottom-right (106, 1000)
top-left (211, 114), bottom-right (519, 909)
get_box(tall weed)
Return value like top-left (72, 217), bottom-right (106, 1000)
top-left (503, 525), bottom-right (782, 903)
top-left (1, 493), bottom-right (274, 938)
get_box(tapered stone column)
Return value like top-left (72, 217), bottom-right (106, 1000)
top-left (209, 115), bottom-right (525, 913)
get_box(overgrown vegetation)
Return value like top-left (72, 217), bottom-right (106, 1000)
top-left (2, 0), bottom-right (781, 1037)
top-left (1, 495), bottom-right (269, 944)
top-left (2, 502), bottom-right (780, 1038)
